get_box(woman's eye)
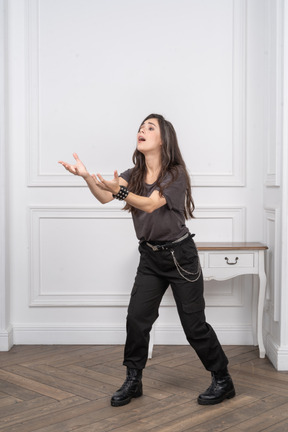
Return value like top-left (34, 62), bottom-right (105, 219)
top-left (149, 127), bottom-right (154, 131)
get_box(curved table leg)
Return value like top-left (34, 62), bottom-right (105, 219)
top-left (148, 324), bottom-right (155, 359)
top-left (252, 274), bottom-right (258, 346)
top-left (258, 250), bottom-right (267, 358)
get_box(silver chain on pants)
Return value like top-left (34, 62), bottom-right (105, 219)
top-left (170, 249), bottom-right (202, 283)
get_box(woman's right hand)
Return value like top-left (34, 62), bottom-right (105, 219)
top-left (58, 153), bottom-right (89, 178)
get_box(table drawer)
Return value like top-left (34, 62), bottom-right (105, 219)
top-left (208, 253), bottom-right (255, 268)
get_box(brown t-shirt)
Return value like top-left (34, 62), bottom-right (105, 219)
top-left (119, 167), bottom-right (189, 242)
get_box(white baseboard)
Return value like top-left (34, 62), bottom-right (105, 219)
top-left (12, 324), bottom-right (127, 345)
top-left (153, 324), bottom-right (254, 345)
top-left (0, 326), bottom-right (14, 351)
top-left (12, 323), bottom-right (254, 347)
top-left (266, 334), bottom-right (288, 371)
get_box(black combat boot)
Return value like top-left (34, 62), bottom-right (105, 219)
top-left (111, 368), bottom-right (143, 407)
top-left (197, 368), bottom-right (235, 405)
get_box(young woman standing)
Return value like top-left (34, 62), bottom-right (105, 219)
top-left (59, 114), bottom-right (235, 407)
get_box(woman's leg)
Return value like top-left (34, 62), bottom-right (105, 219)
top-left (111, 254), bottom-right (168, 407)
top-left (171, 272), bottom-right (228, 372)
top-left (169, 238), bottom-right (235, 404)
top-left (124, 269), bottom-right (169, 370)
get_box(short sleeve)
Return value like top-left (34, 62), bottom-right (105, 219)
top-left (119, 168), bottom-right (132, 183)
top-left (158, 169), bottom-right (186, 211)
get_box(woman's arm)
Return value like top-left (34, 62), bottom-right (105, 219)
top-left (58, 153), bottom-right (127, 204)
top-left (96, 173), bottom-right (167, 213)
top-left (125, 190), bottom-right (167, 213)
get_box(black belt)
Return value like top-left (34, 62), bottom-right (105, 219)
top-left (145, 232), bottom-right (190, 251)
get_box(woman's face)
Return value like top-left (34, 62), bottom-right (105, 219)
top-left (137, 118), bottom-right (162, 155)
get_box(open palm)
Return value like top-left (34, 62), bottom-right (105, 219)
top-left (58, 153), bottom-right (89, 178)
top-left (95, 171), bottom-right (120, 195)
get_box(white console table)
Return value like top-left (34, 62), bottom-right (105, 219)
top-left (148, 242), bottom-right (268, 359)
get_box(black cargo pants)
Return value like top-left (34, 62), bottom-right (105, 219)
top-left (123, 234), bottom-right (228, 372)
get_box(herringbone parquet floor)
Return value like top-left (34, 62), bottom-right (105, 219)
top-left (0, 345), bottom-right (288, 432)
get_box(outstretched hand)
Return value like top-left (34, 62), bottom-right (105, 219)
top-left (93, 170), bottom-right (120, 195)
top-left (58, 153), bottom-right (89, 178)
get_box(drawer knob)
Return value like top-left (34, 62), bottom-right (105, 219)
top-left (225, 256), bottom-right (239, 265)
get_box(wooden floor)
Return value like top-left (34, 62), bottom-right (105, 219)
top-left (0, 345), bottom-right (288, 432)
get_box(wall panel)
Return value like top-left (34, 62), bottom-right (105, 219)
top-left (264, 0), bottom-right (283, 187)
top-left (29, 206), bottom-right (246, 307)
top-left (26, 0), bottom-right (246, 187)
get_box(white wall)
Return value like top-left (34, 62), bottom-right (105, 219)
top-left (0, 0), bottom-right (12, 351)
top-left (263, 0), bottom-right (288, 371)
top-left (0, 0), bottom-right (287, 369)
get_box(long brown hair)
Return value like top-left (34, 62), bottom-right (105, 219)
top-left (124, 114), bottom-right (195, 219)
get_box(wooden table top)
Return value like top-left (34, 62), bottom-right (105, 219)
top-left (196, 242), bottom-right (268, 251)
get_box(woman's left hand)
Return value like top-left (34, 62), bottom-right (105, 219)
top-left (94, 170), bottom-right (120, 195)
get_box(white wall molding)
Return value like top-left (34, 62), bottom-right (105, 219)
top-left (264, 0), bottom-right (283, 187)
top-left (29, 206), bottom-right (246, 307)
top-left (26, 0), bottom-right (247, 188)
top-left (191, 206), bottom-right (246, 241)
top-left (264, 207), bottom-right (281, 321)
top-left (192, 0), bottom-right (247, 187)
top-left (29, 206), bottom-right (134, 307)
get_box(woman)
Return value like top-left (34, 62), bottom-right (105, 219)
top-left (59, 114), bottom-right (235, 407)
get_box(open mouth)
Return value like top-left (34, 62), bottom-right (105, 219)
top-left (138, 136), bottom-right (146, 142)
